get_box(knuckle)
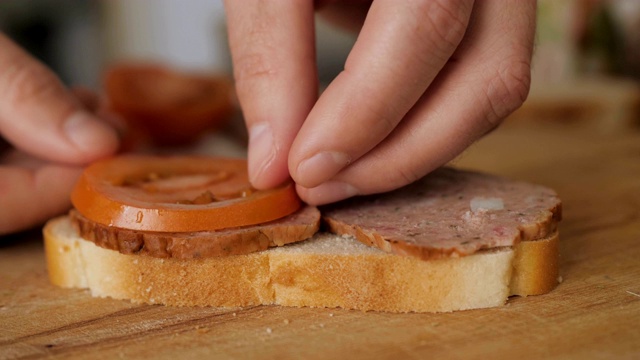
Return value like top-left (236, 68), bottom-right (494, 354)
top-left (1, 61), bottom-right (62, 109)
top-left (362, 96), bottom-right (403, 135)
top-left (230, 15), bottom-right (280, 98)
top-left (485, 57), bottom-right (531, 128)
top-left (232, 51), bottom-right (277, 92)
top-left (413, 0), bottom-right (470, 56)
top-left (336, 70), bottom-right (406, 136)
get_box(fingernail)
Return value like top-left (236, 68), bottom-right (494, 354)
top-left (248, 123), bottom-right (275, 184)
top-left (304, 181), bottom-right (359, 205)
top-left (296, 151), bottom-right (350, 187)
top-left (64, 111), bottom-right (119, 154)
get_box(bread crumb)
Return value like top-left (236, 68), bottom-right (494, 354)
top-left (265, 328), bottom-right (272, 334)
top-left (146, 287), bottom-right (152, 293)
top-left (195, 325), bottom-right (210, 334)
top-left (283, 319), bottom-right (290, 324)
top-left (557, 276), bottom-right (564, 283)
top-left (232, 312), bottom-right (236, 317)
top-left (133, 259), bottom-right (138, 265)
top-left (329, 313), bottom-right (334, 317)
top-left (319, 324), bottom-right (325, 328)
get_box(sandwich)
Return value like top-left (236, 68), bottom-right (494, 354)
top-left (43, 155), bottom-right (561, 313)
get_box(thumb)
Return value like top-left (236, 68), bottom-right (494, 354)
top-left (0, 33), bottom-right (118, 165)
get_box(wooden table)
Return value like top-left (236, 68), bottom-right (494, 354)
top-left (1, 122), bottom-right (639, 359)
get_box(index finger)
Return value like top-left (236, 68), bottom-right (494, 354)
top-left (223, 0), bottom-right (317, 189)
top-left (288, 0), bottom-right (474, 188)
top-left (0, 34), bottom-right (118, 165)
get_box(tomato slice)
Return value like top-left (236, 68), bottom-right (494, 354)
top-left (71, 155), bottom-right (301, 232)
top-left (104, 63), bottom-right (234, 146)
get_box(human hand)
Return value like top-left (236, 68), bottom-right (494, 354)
top-left (0, 34), bottom-right (120, 235)
top-left (224, 0), bottom-right (536, 205)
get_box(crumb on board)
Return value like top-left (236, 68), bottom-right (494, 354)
top-left (557, 276), bottom-right (563, 283)
top-left (626, 290), bottom-right (640, 298)
top-left (266, 328), bottom-right (272, 334)
top-left (196, 327), bottom-right (210, 334)
top-left (283, 319), bottom-right (290, 324)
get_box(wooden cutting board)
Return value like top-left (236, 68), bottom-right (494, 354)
top-left (509, 77), bottom-right (640, 134)
top-left (1, 122), bottom-right (639, 359)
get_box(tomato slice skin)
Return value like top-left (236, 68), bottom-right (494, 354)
top-left (71, 156), bottom-right (301, 232)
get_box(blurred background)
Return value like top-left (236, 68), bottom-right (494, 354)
top-left (0, 0), bottom-right (356, 87)
top-left (1, 0), bottom-right (639, 136)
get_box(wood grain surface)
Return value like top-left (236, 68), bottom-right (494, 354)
top-left (1, 122), bottom-right (639, 360)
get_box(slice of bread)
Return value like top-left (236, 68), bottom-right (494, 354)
top-left (44, 216), bottom-right (559, 313)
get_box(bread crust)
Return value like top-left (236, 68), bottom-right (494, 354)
top-left (510, 235), bottom-right (560, 296)
top-left (44, 216), bottom-right (559, 312)
top-left (45, 217), bottom-right (273, 306)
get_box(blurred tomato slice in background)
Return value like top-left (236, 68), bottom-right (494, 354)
top-left (104, 63), bottom-right (234, 147)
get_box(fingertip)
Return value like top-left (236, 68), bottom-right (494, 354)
top-left (292, 151), bottom-right (351, 188)
top-left (249, 163), bottom-right (291, 190)
top-left (247, 122), bottom-right (275, 188)
top-left (296, 181), bottom-right (359, 206)
top-left (247, 121), bottom-right (301, 189)
top-left (249, 160), bottom-right (292, 189)
top-left (63, 111), bottom-right (120, 163)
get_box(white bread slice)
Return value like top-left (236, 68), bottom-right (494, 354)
top-left (44, 216), bottom-right (559, 313)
